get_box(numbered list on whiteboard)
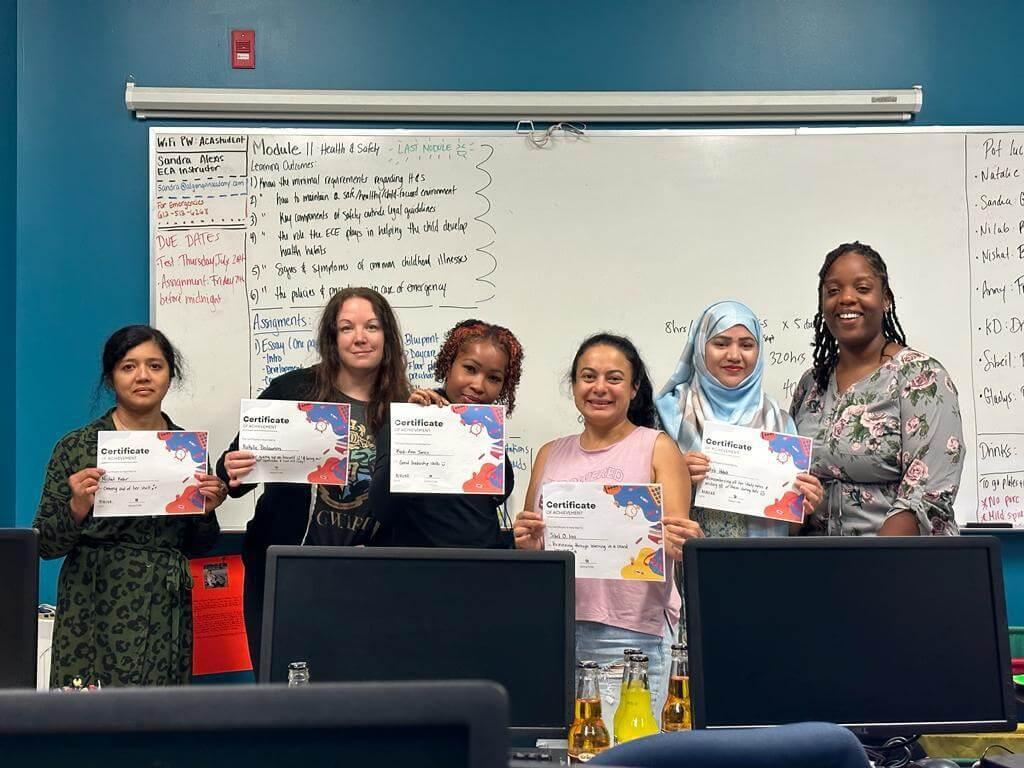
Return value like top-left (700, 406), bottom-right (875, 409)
top-left (151, 132), bottom-right (497, 397)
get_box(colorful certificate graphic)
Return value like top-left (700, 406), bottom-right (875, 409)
top-left (389, 403), bottom-right (505, 495)
top-left (94, 430), bottom-right (209, 517)
top-left (542, 482), bottom-right (666, 582)
top-left (694, 421), bottom-right (813, 524)
top-left (239, 399), bottom-right (350, 485)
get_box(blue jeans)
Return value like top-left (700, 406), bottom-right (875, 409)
top-left (575, 621), bottom-right (668, 730)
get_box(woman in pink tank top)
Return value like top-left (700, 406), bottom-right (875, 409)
top-left (513, 333), bottom-right (703, 723)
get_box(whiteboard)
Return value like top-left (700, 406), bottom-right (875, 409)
top-left (150, 127), bottom-right (1024, 530)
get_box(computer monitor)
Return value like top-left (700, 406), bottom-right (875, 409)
top-left (683, 536), bottom-right (1016, 738)
top-left (0, 529), bottom-right (38, 689)
top-left (262, 547), bottom-right (575, 740)
top-left (0, 680), bottom-right (508, 768)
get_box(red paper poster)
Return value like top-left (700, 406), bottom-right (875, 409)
top-left (190, 555), bottom-right (253, 676)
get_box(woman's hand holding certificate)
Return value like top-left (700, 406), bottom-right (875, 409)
top-left (389, 402), bottom-right (505, 494)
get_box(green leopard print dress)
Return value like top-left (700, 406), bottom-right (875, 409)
top-left (33, 410), bottom-right (219, 687)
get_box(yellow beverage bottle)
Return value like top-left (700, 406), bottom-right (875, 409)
top-left (611, 648), bottom-right (642, 742)
top-left (614, 653), bottom-right (658, 744)
top-left (661, 642), bottom-right (692, 732)
top-left (568, 661), bottom-right (611, 762)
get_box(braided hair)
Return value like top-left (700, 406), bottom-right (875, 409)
top-left (433, 319), bottom-right (525, 414)
top-left (568, 333), bottom-right (657, 429)
top-left (811, 241), bottom-right (908, 392)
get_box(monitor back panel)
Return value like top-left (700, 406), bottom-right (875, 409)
top-left (262, 547), bottom-right (574, 736)
top-left (0, 529), bottom-right (38, 689)
top-left (0, 680), bottom-right (508, 768)
top-left (684, 536), bottom-right (1015, 736)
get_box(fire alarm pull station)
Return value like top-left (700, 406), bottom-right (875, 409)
top-left (231, 30), bottom-right (255, 69)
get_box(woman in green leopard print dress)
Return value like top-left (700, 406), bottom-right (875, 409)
top-left (34, 326), bottom-right (227, 687)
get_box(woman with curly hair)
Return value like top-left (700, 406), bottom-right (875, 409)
top-left (790, 241), bottom-right (964, 536)
top-left (371, 318), bottom-right (525, 548)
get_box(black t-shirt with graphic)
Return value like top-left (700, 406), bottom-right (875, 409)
top-left (305, 395), bottom-right (379, 546)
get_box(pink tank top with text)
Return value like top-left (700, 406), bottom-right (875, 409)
top-left (531, 426), bottom-right (680, 637)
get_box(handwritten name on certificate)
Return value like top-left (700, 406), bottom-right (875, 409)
top-left (95, 430), bottom-right (209, 517)
top-left (239, 399), bottom-right (350, 485)
top-left (542, 483), bottom-right (666, 582)
top-left (694, 421), bottom-right (813, 524)
top-left (389, 403), bottom-right (505, 495)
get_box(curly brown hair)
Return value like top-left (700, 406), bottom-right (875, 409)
top-left (314, 287), bottom-right (410, 432)
top-left (433, 319), bottom-right (525, 414)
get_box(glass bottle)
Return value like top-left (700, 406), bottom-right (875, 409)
top-left (615, 653), bottom-right (658, 744)
top-left (568, 661), bottom-right (611, 762)
top-left (287, 660), bottom-right (310, 686)
top-left (661, 643), bottom-right (692, 732)
top-left (611, 648), bottom-right (643, 736)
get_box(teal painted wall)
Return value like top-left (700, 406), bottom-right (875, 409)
top-left (15, 0), bottom-right (1024, 605)
top-left (1, 0), bottom-right (13, 528)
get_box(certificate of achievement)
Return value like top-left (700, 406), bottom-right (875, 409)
top-left (239, 399), bottom-right (350, 485)
top-left (693, 421), bottom-right (813, 524)
top-left (389, 402), bottom-right (505, 495)
top-left (94, 430), bottom-right (209, 517)
top-left (541, 482), bottom-right (666, 582)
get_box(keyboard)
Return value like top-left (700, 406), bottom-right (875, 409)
top-left (508, 747), bottom-right (570, 766)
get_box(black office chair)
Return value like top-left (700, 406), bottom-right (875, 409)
top-left (589, 721), bottom-right (871, 768)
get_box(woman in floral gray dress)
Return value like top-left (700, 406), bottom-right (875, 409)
top-left (790, 242), bottom-right (963, 536)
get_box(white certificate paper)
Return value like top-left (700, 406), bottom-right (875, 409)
top-left (542, 482), bottom-right (666, 582)
top-left (239, 399), bottom-right (350, 485)
top-left (94, 430), bottom-right (209, 517)
top-left (389, 403), bottom-right (506, 495)
top-left (694, 421), bottom-right (813, 524)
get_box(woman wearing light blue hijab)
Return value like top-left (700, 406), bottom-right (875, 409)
top-left (655, 300), bottom-right (823, 537)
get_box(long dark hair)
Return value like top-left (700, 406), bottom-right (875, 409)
top-left (433, 319), bottom-right (525, 414)
top-left (568, 333), bottom-right (656, 428)
top-left (97, 324), bottom-right (184, 394)
top-left (811, 241), bottom-right (907, 392)
top-left (314, 287), bottom-right (410, 432)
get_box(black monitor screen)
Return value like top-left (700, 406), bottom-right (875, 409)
top-left (0, 681), bottom-right (506, 768)
top-left (0, 529), bottom-right (38, 689)
top-left (262, 547), bottom-right (574, 737)
top-left (5, 726), bottom-right (467, 767)
top-left (684, 537), bottom-right (1015, 737)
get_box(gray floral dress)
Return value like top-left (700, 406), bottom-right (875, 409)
top-left (790, 348), bottom-right (963, 536)
top-left (33, 410), bottom-right (220, 687)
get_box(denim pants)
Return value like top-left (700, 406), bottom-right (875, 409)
top-left (575, 620), bottom-right (669, 731)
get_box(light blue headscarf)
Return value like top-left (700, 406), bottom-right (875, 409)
top-left (655, 300), bottom-right (794, 453)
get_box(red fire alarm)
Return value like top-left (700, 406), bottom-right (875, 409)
top-left (231, 29), bottom-right (255, 69)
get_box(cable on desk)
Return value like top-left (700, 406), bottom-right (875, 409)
top-left (864, 734), bottom-right (919, 768)
top-left (979, 743), bottom-right (1015, 763)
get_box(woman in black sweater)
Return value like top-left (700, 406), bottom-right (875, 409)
top-left (216, 287), bottom-right (409, 672)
